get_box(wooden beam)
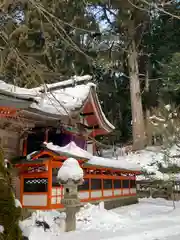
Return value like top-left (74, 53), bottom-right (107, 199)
top-left (85, 125), bottom-right (99, 130)
top-left (40, 76), bottom-right (92, 93)
top-left (80, 112), bottom-right (94, 117)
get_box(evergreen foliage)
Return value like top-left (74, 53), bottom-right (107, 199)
top-left (0, 149), bottom-right (22, 240)
top-left (0, 0), bottom-right (99, 86)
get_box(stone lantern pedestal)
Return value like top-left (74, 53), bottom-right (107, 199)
top-left (57, 157), bottom-right (84, 232)
top-left (60, 179), bottom-right (82, 232)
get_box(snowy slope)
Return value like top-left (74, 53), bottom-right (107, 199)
top-left (20, 198), bottom-right (180, 240)
top-left (116, 145), bottom-right (180, 180)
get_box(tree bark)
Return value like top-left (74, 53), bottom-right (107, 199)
top-left (145, 60), bottom-right (152, 145)
top-left (127, 35), bottom-right (145, 150)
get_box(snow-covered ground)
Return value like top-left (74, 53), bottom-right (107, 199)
top-left (21, 198), bottom-right (180, 240)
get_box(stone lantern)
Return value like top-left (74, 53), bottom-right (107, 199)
top-left (57, 158), bottom-right (83, 232)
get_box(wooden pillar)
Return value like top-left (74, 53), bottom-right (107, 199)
top-left (101, 170), bottom-right (104, 198)
top-left (44, 128), bottom-right (49, 142)
top-left (23, 138), bottom-right (27, 156)
top-left (112, 176), bottom-right (114, 197)
top-left (101, 177), bottom-right (104, 198)
top-left (89, 177), bottom-right (91, 200)
top-left (121, 179), bottom-right (123, 195)
top-left (20, 175), bottom-right (23, 207)
top-left (47, 159), bottom-right (52, 209)
top-left (101, 178), bottom-right (103, 198)
top-left (92, 126), bottom-right (96, 155)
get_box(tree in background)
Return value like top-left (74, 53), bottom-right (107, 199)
top-left (87, 0), bottom-right (158, 150)
top-left (0, 0), bottom-right (99, 87)
top-left (149, 103), bottom-right (180, 151)
top-left (146, 1), bottom-right (180, 105)
top-left (161, 53), bottom-right (180, 104)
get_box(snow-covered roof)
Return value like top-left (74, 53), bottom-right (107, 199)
top-left (44, 141), bottom-right (92, 160)
top-left (0, 75), bottom-right (93, 115)
top-left (0, 75), bottom-right (115, 131)
top-left (57, 157), bottom-right (84, 182)
top-left (86, 156), bottom-right (141, 172)
top-left (43, 141), bottom-right (140, 172)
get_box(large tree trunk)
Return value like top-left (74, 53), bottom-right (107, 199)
top-left (145, 60), bottom-right (152, 146)
top-left (127, 36), bottom-right (145, 150)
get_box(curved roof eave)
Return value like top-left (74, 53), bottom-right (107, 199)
top-left (88, 85), bottom-right (115, 133)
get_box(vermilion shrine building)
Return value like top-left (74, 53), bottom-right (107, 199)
top-left (0, 75), bottom-right (140, 209)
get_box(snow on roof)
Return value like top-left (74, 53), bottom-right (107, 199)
top-left (43, 141), bottom-right (139, 171)
top-left (30, 82), bottom-right (95, 116)
top-left (26, 151), bottom-right (38, 160)
top-left (86, 155), bottom-right (141, 171)
top-left (44, 141), bottom-right (92, 160)
top-left (0, 75), bottom-right (93, 115)
top-left (0, 75), bottom-right (115, 131)
top-left (57, 157), bottom-right (83, 182)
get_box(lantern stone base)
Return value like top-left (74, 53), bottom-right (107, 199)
top-left (65, 206), bottom-right (79, 232)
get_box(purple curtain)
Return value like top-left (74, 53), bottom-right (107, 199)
top-left (52, 132), bottom-right (86, 150)
top-left (60, 133), bottom-right (72, 146)
top-left (71, 135), bottom-right (86, 149)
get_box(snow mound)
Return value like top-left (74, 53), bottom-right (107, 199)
top-left (20, 210), bottom-right (64, 237)
top-left (76, 203), bottom-right (122, 231)
top-left (57, 158), bottom-right (84, 182)
top-left (20, 203), bottom-right (123, 238)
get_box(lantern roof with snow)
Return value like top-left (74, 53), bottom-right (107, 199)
top-left (57, 157), bottom-right (84, 182)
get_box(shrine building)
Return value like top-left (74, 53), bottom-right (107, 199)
top-left (0, 75), bottom-right (140, 209)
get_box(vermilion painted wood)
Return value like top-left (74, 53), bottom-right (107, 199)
top-left (17, 147), bottom-right (139, 210)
